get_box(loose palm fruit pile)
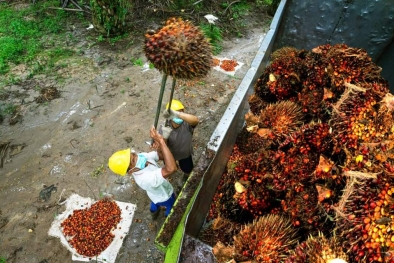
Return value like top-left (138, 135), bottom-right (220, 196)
top-left (143, 17), bottom-right (212, 79)
top-left (61, 198), bottom-right (122, 257)
top-left (220, 59), bottom-right (239, 72)
top-left (202, 44), bottom-right (394, 262)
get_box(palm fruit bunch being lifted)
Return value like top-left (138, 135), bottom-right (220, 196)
top-left (144, 17), bottom-right (212, 79)
top-left (143, 17), bottom-right (213, 130)
top-left (203, 43), bottom-right (394, 263)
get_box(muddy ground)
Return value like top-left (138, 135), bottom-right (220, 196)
top-left (0, 10), bottom-right (270, 263)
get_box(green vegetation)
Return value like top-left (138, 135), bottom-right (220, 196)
top-left (131, 58), bottom-right (144, 66)
top-left (91, 164), bottom-right (106, 178)
top-left (0, 256), bottom-right (6, 263)
top-left (200, 23), bottom-right (223, 55)
top-left (0, 1), bottom-right (74, 75)
top-left (222, 1), bottom-right (250, 20)
top-left (0, 103), bottom-right (17, 115)
top-left (90, 0), bottom-right (130, 36)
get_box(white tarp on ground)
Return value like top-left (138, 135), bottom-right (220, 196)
top-left (48, 193), bottom-right (137, 263)
top-left (212, 57), bottom-right (244, 76)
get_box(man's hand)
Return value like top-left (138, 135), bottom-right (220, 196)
top-left (150, 126), bottom-right (164, 143)
top-left (162, 126), bottom-right (172, 140)
top-left (162, 109), bottom-right (180, 119)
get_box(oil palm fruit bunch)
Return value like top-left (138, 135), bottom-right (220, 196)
top-left (281, 184), bottom-right (335, 233)
top-left (248, 93), bottom-right (269, 115)
top-left (200, 216), bottom-right (242, 248)
top-left (298, 52), bottom-right (331, 121)
top-left (233, 126), bottom-right (271, 155)
top-left (312, 43), bottom-right (382, 94)
top-left (143, 17), bottom-right (213, 79)
top-left (233, 214), bottom-right (298, 262)
top-left (208, 145), bottom-right (255, 223)
top-left (284, 233), bottom-right (348, 263)
top-left (255, 101), bottom-right (304, 142)
top-left (335, 142), bottom-right (394, 263)
top-left (335, 171), bottom-right (394, 262)
top-left (230, 151), bottom-right (277, 217)
top-left (254, 50), bottom-right (306, 101)
top-left (271, 123), bottom-right (332, 191)
top-left (330, 86), bottom-right (386, 153)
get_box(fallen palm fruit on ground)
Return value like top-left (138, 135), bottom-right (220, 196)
top-left (201, 44), bottom-right (394, 262)
top-left (61, 198), bottom-right (122, 257)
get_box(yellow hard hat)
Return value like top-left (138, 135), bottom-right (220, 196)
top-left (108, 149), bottom-right (130, 176)
top-left (166, 99), bottom-right (184, 111)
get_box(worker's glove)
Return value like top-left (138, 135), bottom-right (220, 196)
top-left (163, 109), bottom-right (180, 119)
top-left (161, 126), bottom-right (172, 140)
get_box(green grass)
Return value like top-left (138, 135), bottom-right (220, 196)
top-left (131, 58), bottom-right (144, 66)
top-left (0, 256), bottom-right (6, 263)
top-left (200, 23), bottom-right (223, 55)
top-left (0, 103), bottom-right (17, 115)
top-left (0, 1), bottom-right (74, 74)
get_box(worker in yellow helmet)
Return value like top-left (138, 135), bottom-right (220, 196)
top-left (160, 99), bottom-right (199, 183)
top-left (108, 127), bottom-right (177, 219)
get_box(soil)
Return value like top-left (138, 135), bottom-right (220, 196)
top-left (0, 8), bottom-right (271, 263)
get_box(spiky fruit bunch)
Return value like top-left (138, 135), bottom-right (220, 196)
top-left (270, 123), bottom-right (332, 191)
top-left (297, 86), bottom-right (325, 120)
top-left (299, 52), bottom-right (331, 121)
top-left (281, 185), bottom-right (334, 233)
top-left (271, 148), bottom-right (320, 191)
top-left (234, 126), bottom-right (271, 155)
top-left (280, 122), bottom-right (333, 154)
top-left (200, 216), bottom-right (242, 248)
top-left (254, 50), bottom-right (306, 101)
top-left (143, 17), bottom-right (212, 79)
top-left (284, 233), bottom-right (348, 263)
top-left (208, 145), bottom-right (255, 223)
top-left (302, 52), bottom-right (331, 91)
top-left (234, 176), bottom-right (276, 218)
top-left (312, 44), bottom-right (382, 93)
top-left (270, 46), bottom-right (301, 62)
top-left (230, 151), bottom-right (278, 217)
top-left (330, 86), bottom-right (385, 152)
top-left (233, 214), bottom-right (298, 262)
top-left (257, 101), bottom-right (304, 141)
top-left (248, 93), bottom-right (268, 115)
top-left (335, 172), bottom-right (394, 262)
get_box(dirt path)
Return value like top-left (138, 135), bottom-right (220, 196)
top-left (0, 19), bottom-right (268, 263)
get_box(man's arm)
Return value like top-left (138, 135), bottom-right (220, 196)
top-left (150, 126), bottom-right (177, 178)
top-left (163, 109), bottom-right (199, 127)
top-left (178, 112), bottom-right (199, 127)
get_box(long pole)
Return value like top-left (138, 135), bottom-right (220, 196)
top-left (164, 77), bottom-right (177, 127)
top-left (167, 77), bottom-right (177, 112)
top-left (153, 74), bottom-right (168, 129)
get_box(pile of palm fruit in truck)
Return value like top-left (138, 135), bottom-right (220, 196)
top-left (200, 43), bottom-right (394, 263)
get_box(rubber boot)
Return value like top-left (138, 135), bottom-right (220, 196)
top-left (150, 209), bottom-right (160, 220)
